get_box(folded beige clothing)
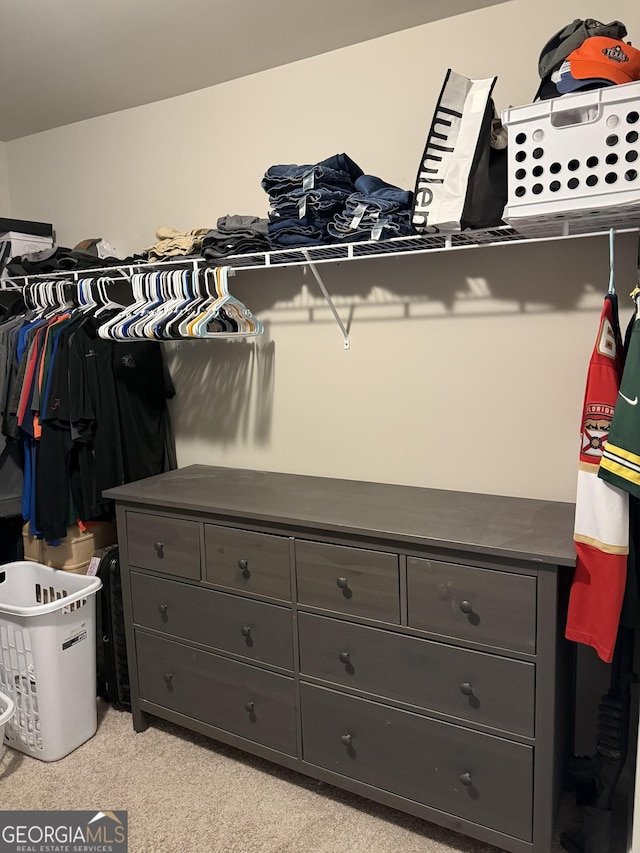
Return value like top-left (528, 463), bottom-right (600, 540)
top-left (147, 226), bottom-right (210, 261)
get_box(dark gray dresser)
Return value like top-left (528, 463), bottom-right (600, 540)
top-left (104, 464), bottom-right (576, 853)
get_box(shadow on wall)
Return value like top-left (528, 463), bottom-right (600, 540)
top-left (227, 230), bottom-right (636, 321)
top-left (165, 335), bottom-right (275, 444)
top-left (164, 231), bottom-right (637, 450)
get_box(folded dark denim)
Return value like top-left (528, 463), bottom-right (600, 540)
top-left (268, 215), bottom-right (317, 233)
top-left (262, 153), bottom-right (363, 195)
top-left (340, 197), bottom-right (409, 222)
top-left (326, 228), bottom-right (412, 243)
top-left (353, 175), bottom-right (413, 206)
top-left (265, 152), bottom-right (363, 182)
top-left (327, 215), bottom-right (413, 242)
top-left (319, 153), bottom-right (363, 179)
top-left (270, 197), bottom-right (348, 222)
top-left (270, 204), bottom-right (340, 221)
top-left (268, 232), bottom-right (326, 248)
top-left (270, 234), bottom-right (327, 249)
top-left (270, 187), bottom-right (351, 212)
top-left (266, 178), bottom-right (357, 200)
top-left (332, 208), bottom-right (413, 229)
top-left (267, 216), bottom-right (326, 248)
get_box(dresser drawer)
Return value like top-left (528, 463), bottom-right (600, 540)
top-left (126, 511), bottom-right (200, 580)
top-left (407, 558), bottom-right (537, 654)
top-left (131, 572), bottom-right (293, 670)
top-left (298, 613), bottom-right (534, 737)
top-left (296, 541), bottom-right (399, 624)
top-left (204, 525), bottom-right (290, 601)
top-left (301, 684), bottom-right (533, 842)
top-left (136, 631), bottom-right (297, 756)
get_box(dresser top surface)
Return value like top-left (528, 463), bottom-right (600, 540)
top-left (104, 465), bottom-right (576, 567)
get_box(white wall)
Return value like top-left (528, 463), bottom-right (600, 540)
top-left (6, 0), bottom-right (640, 501)
top-left (0, 143), bottom-right (10, 216)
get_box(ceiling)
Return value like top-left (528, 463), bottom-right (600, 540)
top-left (0, 0), bottom-right (510, 142)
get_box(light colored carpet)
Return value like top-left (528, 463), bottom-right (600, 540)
top-left (0, 701), bottom-right (578, 853)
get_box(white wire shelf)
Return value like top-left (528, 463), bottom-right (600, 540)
top-left (2, 220), bottom-right (638, 349)
top-left (224, 221), bottom-right (640, 270)
top-left (1, 221), bottom-right (639, 287)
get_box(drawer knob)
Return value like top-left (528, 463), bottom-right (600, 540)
top-left (163, 673), bottom-right (173, 684)
top-left (459, 600), bottom-right (473, 615)
top-left (240, 625), bottom-right (252, 638)
top-left (340, 734), bottom-right (352, 747)
top-left (238, 559), bottom-right (249, 576)
top-left (154, 541), bottom-right (164, 556)
top-left (336, 577), bottom-right (349, 590)
top-left (459, 772), bottom-right (473, 787)
top-left (157, 604), bottom-right (168, 616)
top-left (460, 682), bottom-right (473, 696)
top-left (338, 651), bottom-right (351, 665)
top-left (245, 701), bottom-right (255, 713)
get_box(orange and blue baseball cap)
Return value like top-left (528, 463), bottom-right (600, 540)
top-left (556, 36), bottom-right (640, 94)
top-left (535, 19), bottom-right (628, 100)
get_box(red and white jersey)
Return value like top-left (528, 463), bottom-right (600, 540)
top-left (566, 294), bottom-right (629, 664)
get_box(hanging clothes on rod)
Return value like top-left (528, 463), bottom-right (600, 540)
top-left (0, 277), bottom-right (177, 544)
top-left (0, 293), bottom-right (28, 519)
top-left (96, 264), bottom-right (263, 341)
top-left (0, 256), bottom-right (264, 539)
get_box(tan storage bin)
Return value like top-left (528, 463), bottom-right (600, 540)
top-left (22, 525), bottom-right (45, 563)
top-left (54, 559), bottom-right (91, 575)
top-left (22, 521), bottom-right (117, 572)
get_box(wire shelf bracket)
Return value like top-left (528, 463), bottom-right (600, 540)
top-left (302, 250), bottom-right (350, 350)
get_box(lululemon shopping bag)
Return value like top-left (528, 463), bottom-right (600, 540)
top-left (412, 69), bottom-right (507, 233)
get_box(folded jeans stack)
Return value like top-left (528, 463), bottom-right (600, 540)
top-left (327, 175), bottom-right (414, 243)
top-left (200, 215), bottom-right (270, 260)
top-left (263, 153), bottom-right (363, 248)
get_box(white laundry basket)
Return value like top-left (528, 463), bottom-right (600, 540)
top-left (502, 79), bottom-right (640, 233)
top-left (0, 561), bottom-right (102, 761)
top-left (0, 690), bottom-right (15, 756)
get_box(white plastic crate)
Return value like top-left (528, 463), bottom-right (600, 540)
top-left (502, 80), bottom-right (640, 232)
top-left (0, 691), bottom-right (15, 758)
top-left (0, 561), bottom-right (102, 762)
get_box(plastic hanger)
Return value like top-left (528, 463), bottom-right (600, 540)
top-left (94, 276), bottom-right (124, 316)
top-left (94, 263), bottom-right (263, 340)
top-left (175, 267), bottom-right (216, 337)
top-left (38, 279), bottom-right (74, 318)
top-left (144, 270), bottom-right (187, 339)
top-left (190, 267), bottom-right (262, 338)
top-left (125, 271), bottom-right (164, 339)
top-left (98, 273), bottom-right (148, 340)
top-left (159, 269), bottom-right (196, 339)
top-left (185, 267), bottom-right (232, 336)
top-left (117, 271), bottom-right (165, 340)
top-left (160, 268), bottom-right (202, 339)
top-left (77, 277), bottom-right (98, 313)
